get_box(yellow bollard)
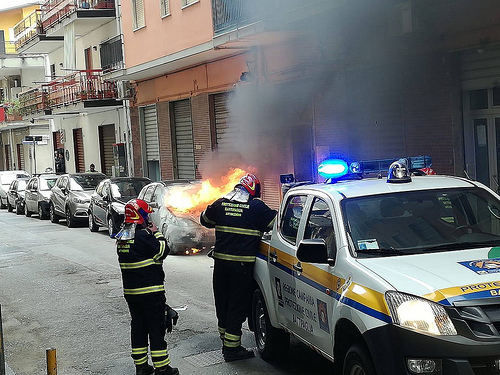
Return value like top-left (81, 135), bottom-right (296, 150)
top-left (46, 348), bottom-right (57, 375)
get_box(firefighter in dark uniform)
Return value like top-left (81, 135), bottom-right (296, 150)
top-left (116, 199), bottom-right (179, 375)
top-left (200, 174), bottom-right (277, 362)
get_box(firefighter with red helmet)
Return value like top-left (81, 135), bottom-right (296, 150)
top-left (116, 199), bottom-right (179, 375)
top-left (200, 173), bottom-right (277, 362)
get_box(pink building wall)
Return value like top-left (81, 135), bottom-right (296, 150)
top-left (121, 0), bottom-right (214, 69)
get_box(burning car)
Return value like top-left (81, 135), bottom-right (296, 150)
top-left (137, 180), bottom-right (216, 255)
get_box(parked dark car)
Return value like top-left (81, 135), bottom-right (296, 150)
top-left (24, 174), bottom-right (59, 219)
top-left (50, 172), bottom-right (107, 227)
top-left (0, 170), bottom-right (30, 209)
top-left (137, 180), bottom-right (215, 254)
top-left (88, 177), bottom-right (152, 236)
top-left (6, 177), bottom-right (30, 214)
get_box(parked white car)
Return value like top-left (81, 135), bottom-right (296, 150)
top-left (0, 170), bottom-right (30, 209)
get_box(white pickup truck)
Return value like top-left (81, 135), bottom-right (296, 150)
top-left (251, 158), bottom-right (500, 375)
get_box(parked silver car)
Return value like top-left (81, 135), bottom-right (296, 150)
top-left (50, 173), bottom-right (106, 227)
top-left (0, 170), bottom-right (30, 209)
top-left (137, 180), bottom-right (215, 254)
top-left (88, 177), bottom-right (151, 236)
top-left (6, 177), bottom-right (30, 214)
top-left (24, 173), bottom-right (59, 219)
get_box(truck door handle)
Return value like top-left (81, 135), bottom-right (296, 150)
top-left (270, 251), bottom-right (278, 263)
top-left (293, 263), bottom-right (302, 272)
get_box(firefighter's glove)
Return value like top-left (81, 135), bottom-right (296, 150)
top-left (165, 304), bottom-right (179, 333)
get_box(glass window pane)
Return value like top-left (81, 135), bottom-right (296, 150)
top-left (493, 87), bottom-right (500, 106)
top-left (279, 195), bottom-right (307, 244)
top-left (470, 89), bottom-right (488, 110)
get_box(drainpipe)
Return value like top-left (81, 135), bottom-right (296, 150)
top-left (8, 129), bottom-right (14, 170)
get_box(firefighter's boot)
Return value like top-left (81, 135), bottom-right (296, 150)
top-left (136, 363), bottom-right (154, 375)
top-left (223, 346), bottom-right (255, 362)
top-left (155, 365), bottom-right (179, 375)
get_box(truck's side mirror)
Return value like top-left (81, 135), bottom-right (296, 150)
top-left (297, 239), bottom-right (331, 264)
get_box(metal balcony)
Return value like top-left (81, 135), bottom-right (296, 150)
top-left (14, 9), bottom-right (64, 53)
top-left (212, 0), bottom-right (265, 35)
top-left (18, 87), bottom-right (49, 116)
top-left (100, 37), bottom-right (124, 73)
top-left (211, 0), bottom-right (338, 35)
top-left (46, 70), bottom-right (118, 109)
top-left (42, 0), bottom-right (116, 36)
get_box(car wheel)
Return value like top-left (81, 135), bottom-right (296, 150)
top-left (7, 201), bottom-right (13, 212)
top-left (16, 203), bottom-right (23, 215)
top-left (0, 199), bottom-right (6, 209)
top-left (50, 204), bottom-right (59, 223)
top-left (252, 289), bottom-right (289, 361)
top-left (25, 203), bottom-right (32, 217)
top-left (66, 206), bottom-right (75, 228)
top-left (108, 216), bottom-right (117, 237)
top-left (343, 342), bottom-right (376, 375)
top-left (38, 204), bottom-right (46, 220)
top-left (89, 212), bottom-right (98, 232)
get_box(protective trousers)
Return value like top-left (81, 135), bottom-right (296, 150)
top-left (213, 258), bottom-right (254, 348)
top-left (125, 292), bottom-right (171, 369)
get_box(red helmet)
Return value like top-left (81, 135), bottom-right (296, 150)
top-left (237, 173), bottom-right (261, 198)
top-left (124, 198), bottom-right (153, 224)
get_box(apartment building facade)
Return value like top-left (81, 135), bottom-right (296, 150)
top-left (0, 2), bottom-right (49, 174)
top-left (119, 0), bottom-right (500, 207)
top-left (11, 0), bottom-right (127, 176)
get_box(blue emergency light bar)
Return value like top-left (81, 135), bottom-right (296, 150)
top-left (318, 159), bottom-right (349, 179)
top-left (318, 156), bottom-right (433, 182)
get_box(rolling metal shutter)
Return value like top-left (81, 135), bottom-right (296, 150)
top-left (73, 128), bottom-right (84, 172)
top-left (173, 99), bottom-right (195, 179)
top-left (213, 93), bottom-right (238, 156)
top-left (143, 105), bottom-right (160, 161)
top-left (99, 124), bottom-right (115, 176)
top-left (16, 144), bottom-right (25, 170)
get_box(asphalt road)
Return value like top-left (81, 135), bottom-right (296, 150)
top-left (0, 208), bottom-right (334, 374)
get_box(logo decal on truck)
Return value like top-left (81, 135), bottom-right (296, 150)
top-left (459, 258), bottom-right (500, 274)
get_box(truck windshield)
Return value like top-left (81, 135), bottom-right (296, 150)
top-left (342, 187), bottom-right (500, 257)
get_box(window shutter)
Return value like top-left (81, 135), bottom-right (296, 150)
top-left (160, 0), bottom-right (170, 16)
top-left (181, 0), bottom-right (196, 7)
top-left (132, 0), bottom-right (145, 29)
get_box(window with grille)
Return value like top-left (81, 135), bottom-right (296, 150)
top-left (160, 0), bottom-right (170, 17)
top-left (131, 0), bottom-right (145, 30)
top-left (181, 0), bottom-right (198, 7)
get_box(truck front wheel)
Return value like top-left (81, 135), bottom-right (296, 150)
top-left (343, 342), bottom-right (376, 375)
top-left (252, 289), bottom-right (289, 361)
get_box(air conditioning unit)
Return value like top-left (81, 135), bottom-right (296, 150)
top-left (117, 80), bottom-right (134, 99)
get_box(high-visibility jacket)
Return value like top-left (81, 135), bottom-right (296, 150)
top-left (117, 227), bottom-right (169, 296)
top-left (200, 197), bottom-right (276, 262)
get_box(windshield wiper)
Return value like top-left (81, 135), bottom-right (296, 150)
top-left (356, 248), bottom-right (406, 257)
top-left (421, 240), bottom-right (500, 252)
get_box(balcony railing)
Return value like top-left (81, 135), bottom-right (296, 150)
top-left (212, 0), bottom-right (265, 34)
top-left (211, 0), bottom-right (324, 35)
top-left (19, 88), bottom-right (48, 116)
top-left (100, 37), bottom-right (123, 72)
top-left (18, 70), bottom-right (117, 113)
top-left (14, 9), bottom-right (44, 50)
top-left (46, 70), bottom-right (117, 108)
top-left (0, 41), bottom-right (17, 54)
top-left (41, 0), bottom-right (115, 30)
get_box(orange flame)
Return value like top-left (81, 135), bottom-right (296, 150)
top-left (165, 168), bottom-right (247, 214)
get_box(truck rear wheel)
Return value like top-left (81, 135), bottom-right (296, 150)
top-left (252, 289), bottom-right (289, 361)
top-left (343, 342), bottom-right (376, 375)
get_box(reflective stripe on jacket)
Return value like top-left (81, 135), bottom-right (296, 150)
top-left (200, 197), bottom-right (276, 261)
top-left (117, 228), bottom-right (169, 296)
